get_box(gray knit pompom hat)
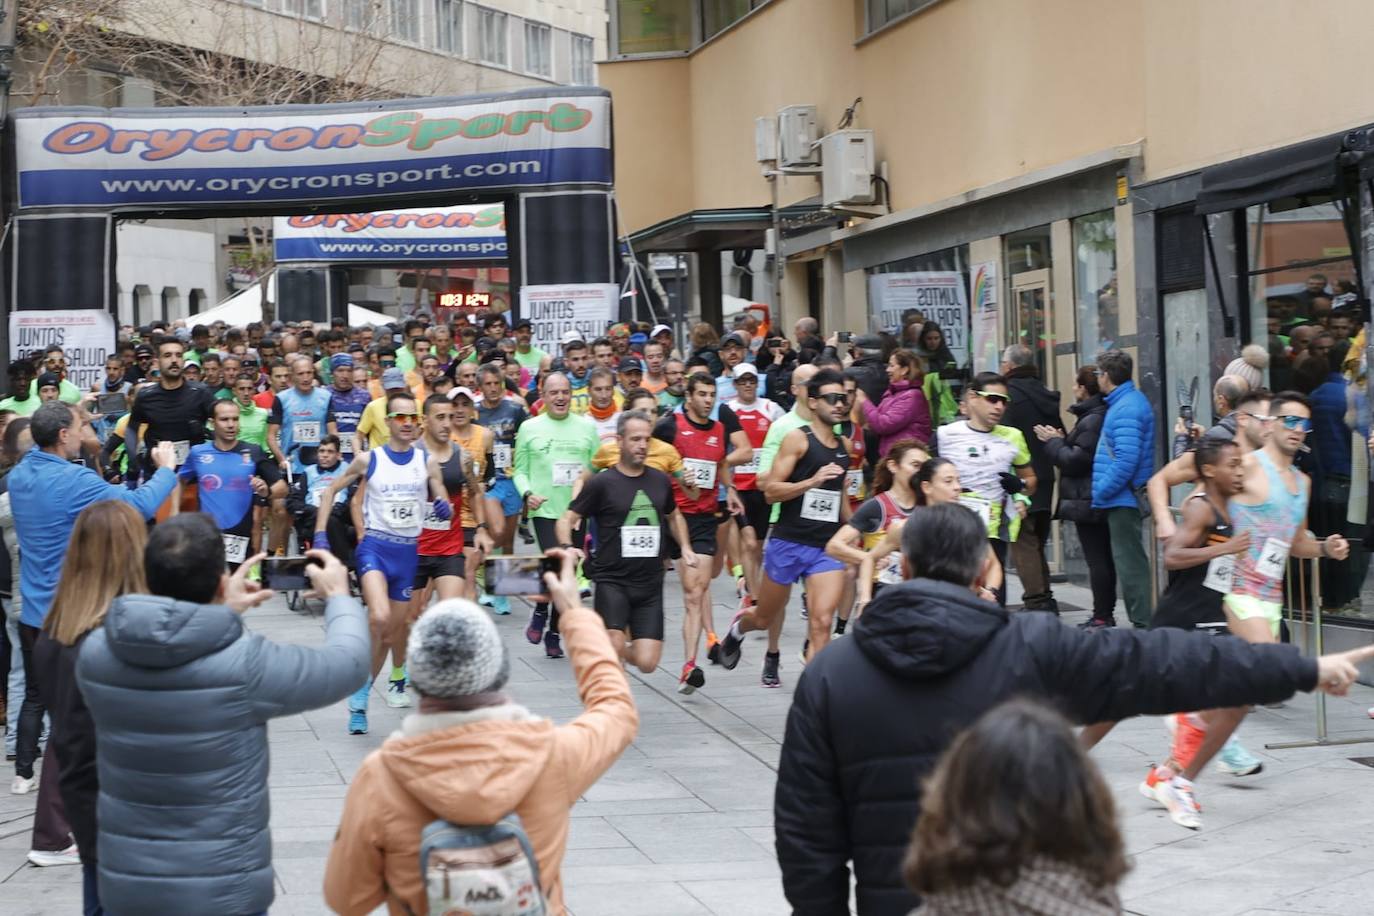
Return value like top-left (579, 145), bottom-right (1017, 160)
top-left (406, 599), bottom-right (511, 699)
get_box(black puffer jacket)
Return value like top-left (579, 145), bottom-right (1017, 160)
top-left (774, 578), bottom-right (1318, 916)
top-left (1042, 394), bottom-right (1107, 523)
top-left (1002, 366), bottom-right (1064, 513)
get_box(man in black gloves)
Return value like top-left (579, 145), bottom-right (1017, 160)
top-left (933, 372), bottom-right (1036, 604)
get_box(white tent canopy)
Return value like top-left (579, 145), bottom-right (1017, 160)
top-left (191, 273), bottom-right (396, 328)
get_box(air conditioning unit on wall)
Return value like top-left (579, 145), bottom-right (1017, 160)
top-left (820, 129), bottom-right (875, 207)
top-left (778, 105), bottom-right (820, 168)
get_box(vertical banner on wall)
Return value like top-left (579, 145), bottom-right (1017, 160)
top-left (868, 272), bottom-right (969, 367)
top-left (9, 309), bottom-right (115, 389)
top-left (519, 283), bottom-right (618, 355)
top-left (969, 262), bottom-right (1000, 374)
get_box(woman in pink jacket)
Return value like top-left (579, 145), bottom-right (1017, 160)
top-left (856, 350), bottom-right (932, 457)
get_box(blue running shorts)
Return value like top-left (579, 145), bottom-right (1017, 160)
top-left (763, 536), bottom-right (845, 586)
top-left (354, 530), bottom-right (418, 601)
top-left (486, 476), bottom-right (524, 517)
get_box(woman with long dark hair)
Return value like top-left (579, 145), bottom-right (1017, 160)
top-left (913, 321), bottom-right (961, 424)
top-left (35, 501), bottom-right (151, 914)
top-left (1037, 365), bottom-right (1116, 628)
top-left (904, 699), bottom-right (1128, 914)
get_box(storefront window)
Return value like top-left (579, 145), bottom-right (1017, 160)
top-left (615, 0), bottom-right (693, 55)
top-left (1242, 199), bottom-right (1371, 622)
top-left (1073, 211), bottom-right (1118, 361)
top-left (867, 245), bottom-right (970, 370)
top-left (1004, 225), bottom-right (1052, 379)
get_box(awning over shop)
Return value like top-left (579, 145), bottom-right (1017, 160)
top-left (626, 203), bottom-right (825, 253)
top-left (1195, 133), bottom-right (1344, 214)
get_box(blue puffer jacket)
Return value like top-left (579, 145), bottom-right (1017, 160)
top-left (76, 593), bottom-right (369, 916)
top-left (1091, 379), bottom-right (1155, 510)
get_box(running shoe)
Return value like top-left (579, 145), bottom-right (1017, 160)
top-left (1138, 764), bottom-right (1174, 803)
top-left (10, 774), bottom-right (35, 795)
top-left (519, 521), bottom-right (534, 544)
top-left (525, 609), bottom-right (548, 644)
top-left (544, 632), bottom-right (564, 659)
top-left (386, 678), bottom-right (412, 708)
top-left (706, 632), bottom-right (721, 665)
top-left (26, 844), bottom-right (80, 867)
top-left (1215, 737), bottom-right (1263, 776)
top-left (761, 652), bottom-right (781, 688)
top-left (1078, 615), bottom-right (1116, 629)
top-left (348, 709), bottom-right (368, 735)
top-left (1154, 776), bottom-right (1202, 830)
top-left (677, 660), bottom-right (706, 695)
top-left (716, 613), bottom-right (744, 670)
top-left (481, 593), bottom-right (512, 616)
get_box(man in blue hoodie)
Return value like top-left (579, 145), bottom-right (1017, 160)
top-left (1091, 348), bottom-right (1156, 628)
top-left (9, 401), bottom-right (177, 795)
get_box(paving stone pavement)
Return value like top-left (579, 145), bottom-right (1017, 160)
top-left (2, 568), bottom-right (1373, 915)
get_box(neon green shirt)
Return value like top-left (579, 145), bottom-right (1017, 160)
top-left (234, 399), bottom-right (270, 450)
top-left (0, 395), bottom-right (40, 417)
top-left (513, 346), bottom-right (549, 372)
top-left (395, 345), bottom-right (417, 372)
top-left (512, 412), bottom-right (600, 521)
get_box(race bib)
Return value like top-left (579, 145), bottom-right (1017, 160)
top-left (222, 534), bottom-right (249, 565)
top-left (621, 524), bottom-right (661, 558)
top-left (736, 452), bottom-right (759, 475)
top-left (493, 443), bottom-right (512, 470)
top-left (383, 496), bottom-right (420, 529)
top-left (1255, 538), bottom-right (1291, 580)
top-left (294, 420), bottom-right (321, 445)
top-left (172, 440), bottom-right (191, 466)
top-left (552, 461), bottom-right (582, 488)
top-left (845, 469), bottom-right (863, 498)
top-left (422, 500), bottom-right (452, 531)
top-left (959, 494), bottom-right (992, 529)
top-left (800, 488), bottom-right (840, 522)
top-left (683, 458), bottom-right (717, 491)
top-left (1202, 553), bottom-right (1235, 593)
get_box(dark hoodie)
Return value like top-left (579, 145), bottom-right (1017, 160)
top-left (775, 578), bottom-right (1318, 916)
top-left (77, 593), bottom-right (368, 916)
top-left (1002, 365), bottom-right (1064, 513)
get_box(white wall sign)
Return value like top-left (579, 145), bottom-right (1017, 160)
top-left (10, 309), bottom-right (116, 390)
top-left (969, 261), bottom-right (1001, 374)
top-left (868, 271), bottom-right (969, 367)
top-left (519, 283), bottom-right (617, 355)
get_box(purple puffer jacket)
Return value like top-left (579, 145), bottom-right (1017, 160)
top-left (861, 379), bottom-right (932, 458)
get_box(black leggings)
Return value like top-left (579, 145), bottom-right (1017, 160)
top-left (1076, 520), bottom-right (1117, 621)
top-left (532, 517), bottom-right (561, 636)
top-left (16, 623), bottom-right (43, 779)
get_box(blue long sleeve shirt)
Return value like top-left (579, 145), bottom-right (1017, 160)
top-left (10, 448), bottom-right (176, 626)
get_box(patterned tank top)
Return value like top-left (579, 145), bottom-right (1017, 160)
top-left (1227, 451), bottom-right (1309, 604)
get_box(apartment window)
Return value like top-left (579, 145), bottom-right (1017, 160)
top-left (434, 0), bottom-right (462, 52)
top-left (865, 0), bottom-right (940, 34)
top-left (615, 0), bottom-right (691, 55)
top-left (281, 0), bottom-right (325, 18)
top-left (571, 34), bottom-right (595, 84)
top-left (344, 0), bottom-right (379, 30)
top-left (702, 0), bottom-right (762, 39)
top-left (524, 22), bottom-right (552, 77)
top-left (390, 0), bottom-right (420, 41)
top-left (479, 8), bottom-right (509, 66)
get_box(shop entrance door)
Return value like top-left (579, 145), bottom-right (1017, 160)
top-left (1008, 268), bottom-right (1061, 577)
top-left (1009, 269), bottom-right (1051, 380)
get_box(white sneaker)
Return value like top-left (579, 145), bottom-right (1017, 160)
top-left (10, 775), bottom-right (35, 795)
top-left (27, 844), bottom-right (81, 867)
top-left (385, 679), bottom-right (413, 709)
top-left (1155, 777), bottom-right (1203, 830)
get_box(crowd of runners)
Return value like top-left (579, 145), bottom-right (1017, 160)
top-left (3, 304), bottom-right (1374, 914)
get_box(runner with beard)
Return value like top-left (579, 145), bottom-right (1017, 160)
top-left (717, 369), bottom-right (852, 671)
top-left (559, 410), bottom-right (699, 677)
top-left (177, 399), bottom-right (279, 568)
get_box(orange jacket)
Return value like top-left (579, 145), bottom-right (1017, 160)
top-left (322, 606), bottom-right (638, 915)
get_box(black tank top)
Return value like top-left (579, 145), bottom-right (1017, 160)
top-left (771, 427), bottom-right (850, 547)
top-left (1152, 494), bottom-right (1231, 631)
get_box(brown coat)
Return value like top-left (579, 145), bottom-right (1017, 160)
top-left (322, 606), bottom-right (639, 915)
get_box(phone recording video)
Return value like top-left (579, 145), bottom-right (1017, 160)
top-left (484, 555), bottom-right (561, 596)
top-left (837, 331), bottom-right (854, 343)
top-left (261, 556), bottom-right (316, 591)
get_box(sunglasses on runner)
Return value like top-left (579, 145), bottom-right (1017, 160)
top-left (816, 392), bottom-right (850, 406)
top-left (974, 390), bottom-right (1011, 405)
top-left (387, 412), bottom-right (420, 422)
top-left (1275, 414), bottom-right (1312, 432)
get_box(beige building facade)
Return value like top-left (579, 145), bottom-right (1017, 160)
top-left (606, 0), bottom-right (1374, 626)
